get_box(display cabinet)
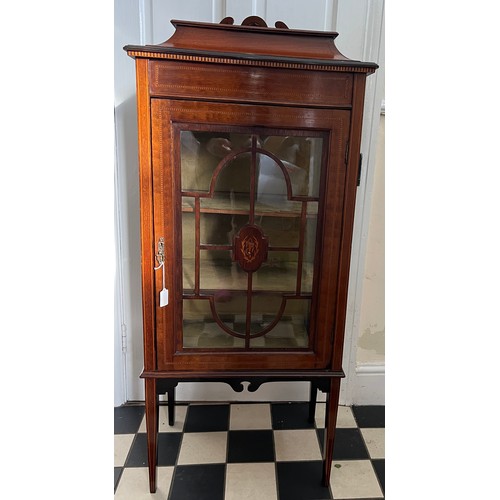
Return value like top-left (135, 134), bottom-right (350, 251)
top-left (125, 16), bottom-right (377, 492)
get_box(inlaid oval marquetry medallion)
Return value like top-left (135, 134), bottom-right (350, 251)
top-left (233, 224), bottom-right (269, 272)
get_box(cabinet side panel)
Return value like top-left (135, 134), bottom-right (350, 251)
top-left (332, 73), bottom-right (367, 370)
top-left (136, 58), bottom-right (156, 371)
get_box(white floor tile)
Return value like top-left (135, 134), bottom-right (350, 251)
top-left (230, 403), bottom-right (272, 430)
top-left (314, 404), bottom-right (357, 428)
top-left (330, 460), bottom-right (384, 499)
top-left (114, 467), bottom-right (174, 499)
top-left (336, 406), bottom-right (358, 428)
top-left (274, 429), bottom-right (322, 461)
top-left (114, 434), bottom-right (134, 467)
top-left (361, 428), bottom-right (385, 459)
top-left (314, 402), bottom-right (326, 427)
top-left (225, 463), bottom-right (277, 500)
top-left (177, 432), bottom-right (228, 464)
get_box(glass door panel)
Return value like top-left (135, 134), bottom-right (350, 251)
top-left (199, 249), bottom-right (246, 291)
top-left (200, 213), bottom-right (248, 246)
top-left (180, 128), bottom-right (324, 350)
top-left (256, 215), bottom-right (300, 247)
top-left (261, 136), bottom-right (323, 197)
top-left (183, 298), bottom-right (245, 348)
top-left (182, 210), bottom-right (195, 293)
top-left (249, 298), bottom-right (311, 349)
top-left (181, 131), bottom-right (253, 193)
top-left (253, 251), bottom-right (298, 292)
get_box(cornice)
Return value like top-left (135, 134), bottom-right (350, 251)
top-left (124, 49), bottom-right (377, 74)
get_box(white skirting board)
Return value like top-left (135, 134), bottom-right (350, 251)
top-left (351, 364), bottom-right (385, 405)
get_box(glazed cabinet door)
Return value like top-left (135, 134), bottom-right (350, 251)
top-left (151, 99), bottom-right (351, 371)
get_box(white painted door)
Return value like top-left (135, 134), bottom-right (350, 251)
top-left (114, 0), bottom-right (384, 405)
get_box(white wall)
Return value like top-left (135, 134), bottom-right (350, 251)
top-left (352, 113), bottom-right (385, 405)
top-left (114, 0), bottom-right (144, 406)
top-left (114, 0), bottom-right (385, 406)
top-left (341, 5), bottom-right (385, 405)
top-left (358, 114), bottom-right (385, 367)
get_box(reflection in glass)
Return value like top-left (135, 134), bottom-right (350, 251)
top-left (261, 136), bottom-right (323, 197)
top-left (249, 298), bottom-right (310, 348)
top-left (302, 211), bottom-right (319, 293)
top-left (182, 211), bottom-right (195, 293)
top-left (199, 250), bottom-right (246, 292)
top-left (256, 153), bottom-right (302, 213)
top-left (253, 251), bottom-right (297, 292)
top-left (183, 298), bottom-right (245, 348)
top-left (255, 215), bottom-right (300, 247)
top-left (201, 213), bottom-right (247, 246)
top-left (181, 131), bottom-right (253, 193)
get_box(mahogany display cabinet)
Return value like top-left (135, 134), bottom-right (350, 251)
top-left (125, 16), bottom-right (377, 492)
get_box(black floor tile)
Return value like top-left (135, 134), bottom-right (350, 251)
top-left (316, 428), bottom-right (325, 453)
top-left (372, 458), bottom-right (385, 493)
top-left (114, 467), bottom-right (122, 492)
top-left (227, 430), bottom-right (275, 463)
top-left (316, 428), bottom-right (370, 460)
top-left (271, 402), bottom-right (315, 430)
top-left (184, 404), bottom-right (230, 433)
top-left (124, 433), bottom-right (182, 467)
top-left (114, 405), bottom-right (145, 434)
top-left (333, 428), bottom-right (370, 460)
top-left (158, 433), bottom-right (183, 465)
top-left (276, 461), bottom-right (332, 500)
top-left (351, 405), bottom-right (385, 428)
top-left (169, 464), bottom-right (226, 500)
top-left (124, 434), bottom-right (147, 467)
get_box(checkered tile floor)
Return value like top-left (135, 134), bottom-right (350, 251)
top-left (114, 402), bottom-right (384, 499)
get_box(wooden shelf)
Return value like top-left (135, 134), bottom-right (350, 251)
top-left (181, 193), bottom-right (318, 218)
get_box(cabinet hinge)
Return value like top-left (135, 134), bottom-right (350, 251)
top-left (121, 323), bottom-right (127, 353)
top-left (344, 141), bottom-right (350, 165)
top-left (357, 153), bottom-right (363, 186)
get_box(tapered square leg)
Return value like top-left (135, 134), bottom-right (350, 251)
top-left (322, 377), bottom-right (341, 486)
top-left (167, 385), bottom-right (176, 426)
top-left (145, 378), bottom-right (158, 493)
top-left (308, 381), bottom-right (318, 423)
